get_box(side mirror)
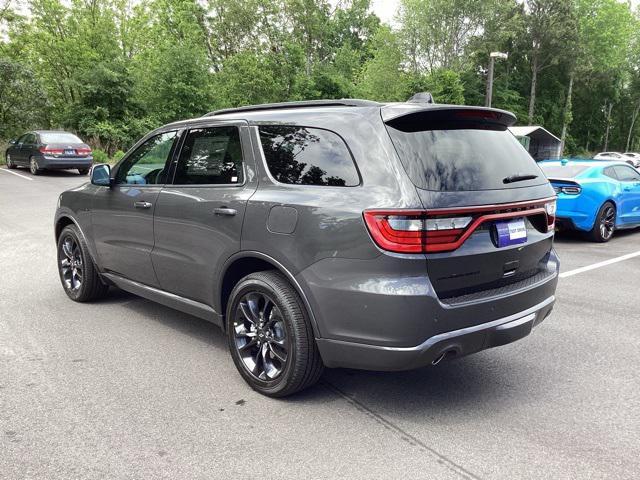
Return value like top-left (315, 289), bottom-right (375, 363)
top-left (90, 164), bottom-right (112, 186)
top-left (8, 139), bottom-right (17, 145)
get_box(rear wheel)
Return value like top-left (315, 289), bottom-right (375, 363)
top-left (226, 271), bottom-right (323, 397)
top-left (57, 225), bottom-right (109, 302)
top-left (78, 168), bottom-right (89, 175)
top-left (6, 153), bottom-right (16, 169)
top-left (589, 202), bottom-right (616, 242)
top-left (29, 157), bottom-right (42, 175)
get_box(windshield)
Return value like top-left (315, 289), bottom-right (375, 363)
top-left (40, 132), bottom-right (83, 144)
top-left (386, 127), bottom-right (544, 191)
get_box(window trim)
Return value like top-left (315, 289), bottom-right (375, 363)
top-left (113, 129), bottom-right (180, 187)
top-left (255, 124), bottom-right (362, 188)
top-left (168, 124), bottom-right (248, 188)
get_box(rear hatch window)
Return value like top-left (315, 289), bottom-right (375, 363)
top-left (386, 124), bottom-right (545, 191)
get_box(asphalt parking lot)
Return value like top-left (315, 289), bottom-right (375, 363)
top-left (1, 167), bottom-right (639, 480)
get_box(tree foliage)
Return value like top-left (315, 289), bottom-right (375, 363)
top-left (0, 0), bottom-right (639, 156)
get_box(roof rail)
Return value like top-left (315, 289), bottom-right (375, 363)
top-left (205, 99), bottom-right (381, 116)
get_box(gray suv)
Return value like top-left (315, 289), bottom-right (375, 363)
top-left (54, 97), bottom-right (559, 397)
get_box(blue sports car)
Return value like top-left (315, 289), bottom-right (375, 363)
top-left (538, 160), bottom-right (640, 242)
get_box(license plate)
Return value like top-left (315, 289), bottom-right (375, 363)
top-left (494, 218), bottom-right (527, 247)
top-left (64, 149), bottom-right (75, 155)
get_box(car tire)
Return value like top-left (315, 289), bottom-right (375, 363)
top-left (589, 201), bottom-right (616, 243)
top-left (6, 153), bottom-right (16, 169)
top-left (226, 270), bottom-right (324, 397)
top-left (57, 224), bottom-right (109, 302)
top-left (78, 168), bottom-right (89, 175)
top-left (29, 156), bottom-right (42, 175)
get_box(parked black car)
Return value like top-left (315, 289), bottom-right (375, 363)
top-left (54, 97), bottom-right (559, 397)
top-left (5, 130), bottom-right (93, 175)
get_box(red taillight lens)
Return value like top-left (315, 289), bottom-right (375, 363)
top-left (363, 210), bottom-right (472, 253)
top-left (545, 200), bottom-right (556, 232)
top-left (77, 148), bottom-right (92, 156)
top-left (40, 146), bottom-right (64, 155)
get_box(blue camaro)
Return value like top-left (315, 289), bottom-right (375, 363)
top-left (539, 160), bottom-right (640, 242)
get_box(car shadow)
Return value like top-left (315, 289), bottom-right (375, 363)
top-left (105, 287), bottom-right (541, 411)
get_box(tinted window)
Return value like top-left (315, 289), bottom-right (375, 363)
top-left (614, 166), bottom-right (640, 181)
top-left (386, 127), bottom-right (544, 191)
top-left (603, 167), bottom-right (618, 180)
top-left (116, 131), bottom-right (177, 185)
top-left (173, 127), bottom-right (243, 185)
top-left (259, 126), bottom-right (359, 187)
top-left (17, 133), bottom-right (30, 144)
top-left (40, 132), bottom-right (83, 143)
top-left (24, 133), bottom-right (37, 144)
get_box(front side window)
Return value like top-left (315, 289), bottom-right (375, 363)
top-left (116, 131), bottom-right (177, 185)
top-left (258, 126), bottom-right (359, 187)
top-left (173, 127), bottom-right (244, 185)
top-left (614, 165), bottom-right (640, 182)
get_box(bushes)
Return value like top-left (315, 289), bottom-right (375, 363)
top-left (92, 149), bottom-right (109, 164)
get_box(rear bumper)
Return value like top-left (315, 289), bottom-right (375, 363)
top-left (317, 295), bottom-right (555, 370)
top-left (38, 156), bottom-right (93, 170)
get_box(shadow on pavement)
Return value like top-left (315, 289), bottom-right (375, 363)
top-left (105, 285), bottom-right (539, 411)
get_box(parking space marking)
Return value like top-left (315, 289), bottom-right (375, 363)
top-left (0, 168), bottom-right (33, 181)
top-left (560, 250), bottom-right (640, 278)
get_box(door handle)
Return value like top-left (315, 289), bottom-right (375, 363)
top-left (133, 201), bottom-right (153, 209)
top-left (213, 207), bottom-right (237, 216)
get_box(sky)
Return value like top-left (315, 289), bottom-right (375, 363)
top-left (371, 0), bottom-right (399, 25)
top-left (369, 0), bottom-right (639, 26)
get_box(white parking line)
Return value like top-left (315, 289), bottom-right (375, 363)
top-left (0, 168), bottom-right (33, 181)
top-left (560, 250), bottom-right (640, 278)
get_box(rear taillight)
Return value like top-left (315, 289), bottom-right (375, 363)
top-left (363, 198), bottom-right (557, 253)
top-left (40, 146), bottom-right (64, 155)
top-left (77, 148), bottom-right (92, 156)
top-left (545, 200), bottom-right (556, 232)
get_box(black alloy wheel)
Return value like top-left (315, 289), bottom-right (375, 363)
top-left (590, 202), bottom-right (616, 242)
top-left (60, 235), bottom-right (83, 293)
top-left (57, 225), bottom-right (109, 302)
top-left (233, 291), bottom-right (289, 381)
top-left (226, 271), bottom-right (323, 397)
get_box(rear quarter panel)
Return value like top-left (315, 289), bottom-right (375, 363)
top-left (556, 175), bottom-right (617, 231)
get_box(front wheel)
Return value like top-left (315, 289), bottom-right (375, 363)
top-left (589, 202), bottom-right (616, 242)
top-left (6, 153), bottom-right (16, 169)
top-left (57, 225), bottom-right (109, 302)
top-left (29, 157), bottom-right (42, 175)
top-left (226, 271), bottom-right (323, 397)
top-left (78, 168), bottom-right (89, 175)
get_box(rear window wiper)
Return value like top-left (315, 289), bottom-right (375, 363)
top-left (503, 173), bottom-right (538, 184)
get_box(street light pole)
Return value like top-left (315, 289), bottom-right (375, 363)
top-left (485, 52), bottom-right (508, 108)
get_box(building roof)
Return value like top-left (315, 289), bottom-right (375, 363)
top-left (509, 126), bottom-right (561, 143)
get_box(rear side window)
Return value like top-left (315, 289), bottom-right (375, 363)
top-left (174, 127), bottom-right (244, 185)
top-left (614, 165), bottom-right (640, 181)
top-left (603, 167), bottom-right (618, 180)
top-left (386, 126), bottom-right (544, 191)
top-left (259, 126), bottom-right (359, 186)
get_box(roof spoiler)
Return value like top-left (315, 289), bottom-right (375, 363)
top-left (382, 105), bottom-right (517, 132)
